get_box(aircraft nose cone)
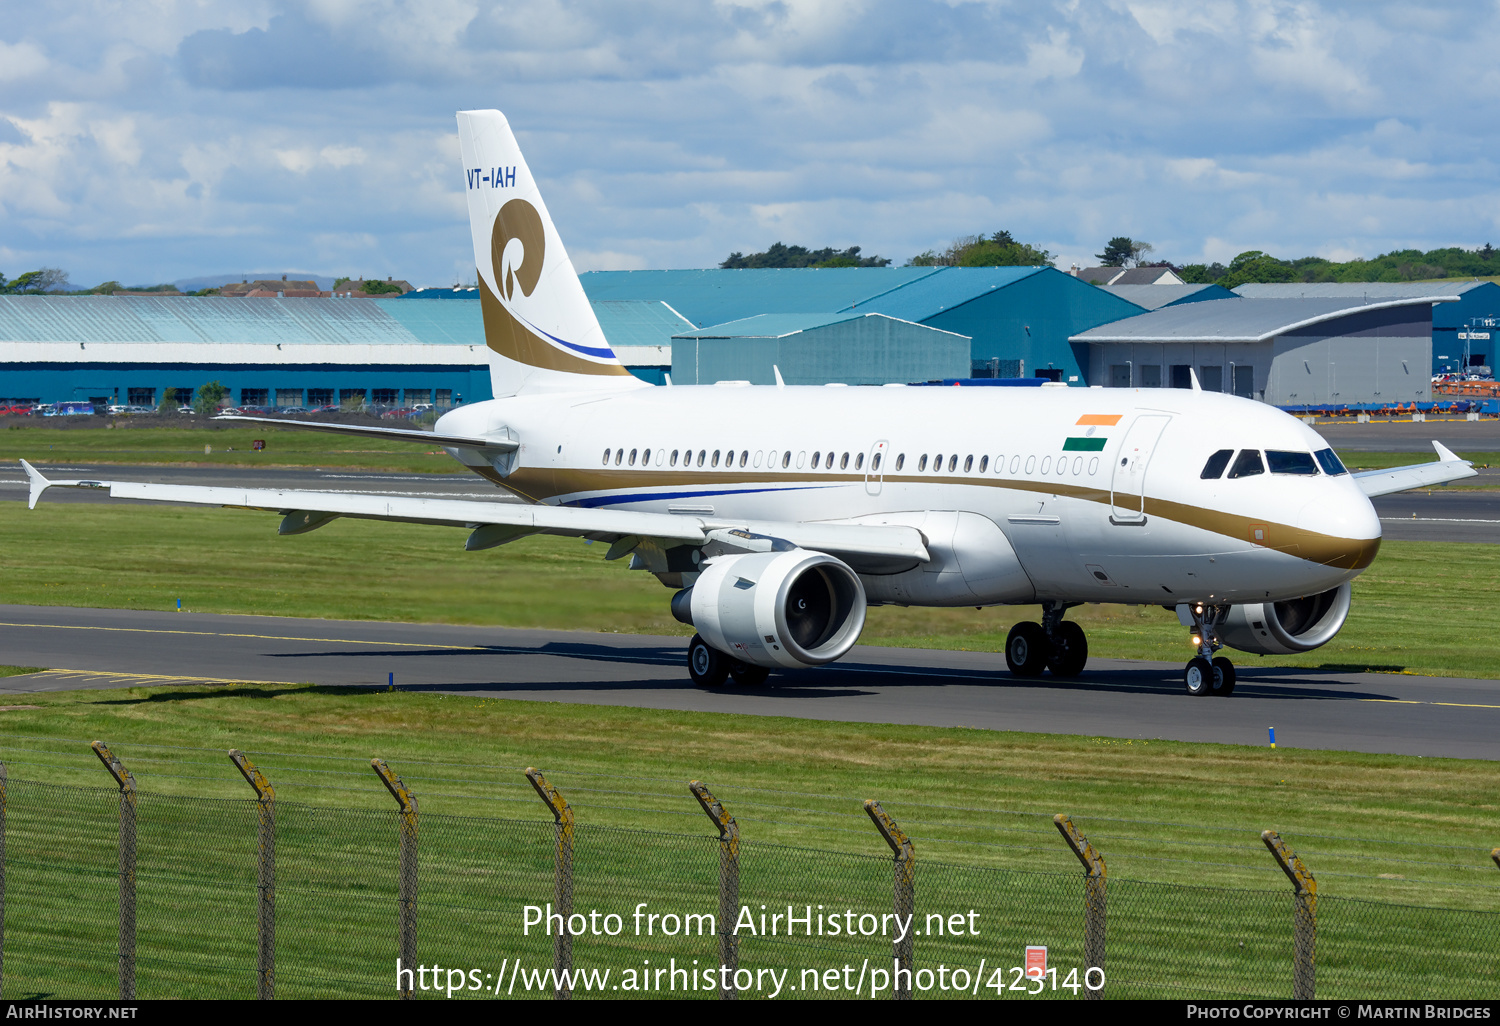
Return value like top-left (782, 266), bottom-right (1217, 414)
top-left (1297, 494), bottom-right (1381, 570)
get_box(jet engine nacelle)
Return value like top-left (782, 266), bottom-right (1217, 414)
top-left (672, 550), bottom-right (866, 669)
top-left (1219, 583), bottom-right (1352, 655)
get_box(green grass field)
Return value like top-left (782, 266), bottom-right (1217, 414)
top-left (0, 682), bottom-right (1495, 999)
top-left (1, 423), bottom-right (454, 473)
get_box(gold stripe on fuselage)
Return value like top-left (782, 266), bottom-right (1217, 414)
top-left (469, 464), bottom-right (1378, 571)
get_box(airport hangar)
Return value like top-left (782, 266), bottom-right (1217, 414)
top-left (1072, 295), bottom-right (1450, 405)
top-left (0, 270), bottom-right (1435, 408)
top-left (1233, 281), bottom-right (1500, 377)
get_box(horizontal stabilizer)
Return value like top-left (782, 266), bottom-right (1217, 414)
top-left (213, 415), bottom-right (516, 452)
top-left (1353, 441), bottom-right (1477, 497)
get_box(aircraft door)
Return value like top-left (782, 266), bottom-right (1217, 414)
top-left (1110, 415), bottom-right (1170, 522)
top-left (865, 440), bottom-right (888, 496)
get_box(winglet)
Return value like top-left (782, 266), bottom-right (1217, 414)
top-left (19, 459), bottom-right (49, 510)
top-left (1189, 367), bottom-right (1202, 391)
top-left (773, 365), bottom-right (785, 389)
top-left (1433, 440), bottom-right (1465, 463)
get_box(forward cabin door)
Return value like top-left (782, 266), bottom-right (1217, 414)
top-left (1110, 415), bottom-right (1170, 522)
top-left (865, 440), bottom-right (888, 496)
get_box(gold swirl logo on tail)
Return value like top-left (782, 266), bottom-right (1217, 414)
top-left (476, 197), bottom-right (629, 377)
top-left (492, 199), bottom-right (545, 301)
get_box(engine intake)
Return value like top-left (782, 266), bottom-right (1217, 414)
top-left (673, 550), bottom-right (867, 669)
top-left (1219, 583), bottom-right (1352, 655)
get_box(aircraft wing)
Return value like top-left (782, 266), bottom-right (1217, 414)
top-left (212, 414), bottom-right (516, 452)
top-left (18, 460), bottom-right (930, 564)
top-left (1353, 441), bottom-right (1478, 497)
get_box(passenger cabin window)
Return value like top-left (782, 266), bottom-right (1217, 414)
top-left (872, 453), bottom-right (882, 471)
top-left (615, 450), bottom-right (624, 466)
top-left (1314, 448), bottom-right (1348, 476)
top-left (697, 450), bottom-right (706, 467)
top-left (963, 455), bottom-right (973, 473)
top-left (712, 450), bottom-right (721, 467)
top-left (840, 452), bottom-right (850, 469)
top-left (978, 456), bottom-right (988, 473)
top-left (782, 451), bottom-right (791, 468)
top-left (1227, 449), bottom-right (1265, 479)
top-left (629, 448), bottom-right (638, 466)
top-left (1266, 450), bottom-right (1318, 476)
top-left (948, 455), bottom-right (958, 473)
top-left (740, 451), bottom-right (748, 468)
top-left (918, 455), bottom-right (928, 472)
top-left (670, 450), bottom-right (679, 466)
top-left (812, 451), bottom-right (821, 468)
top-left (855, 453), bottom-right (864, 470)
top-left (1200, 449), bottom-right (1233, 479)
top-left (895, 453), bottom-right (905, 471)
top-left (602, 448), bottom-right (611, 465)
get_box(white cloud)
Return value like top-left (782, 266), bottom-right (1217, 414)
top-left (0, 40), bottom-right (49, 81)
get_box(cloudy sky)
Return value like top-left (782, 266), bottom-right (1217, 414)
top-left (2, 1), bottom-right (1498, 288)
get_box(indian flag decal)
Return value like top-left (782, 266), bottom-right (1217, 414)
top-left (1063, 413), bottom-right (1121, 451)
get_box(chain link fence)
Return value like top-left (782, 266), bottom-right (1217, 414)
top-left (0, 767), bottom-right (1497, 1000)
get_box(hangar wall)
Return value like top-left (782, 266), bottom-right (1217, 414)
top-left (1267, 305), bottom-right (1432, 405)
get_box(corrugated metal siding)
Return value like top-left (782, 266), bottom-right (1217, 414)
top-left (0, 296), bottom-right (430, 346)
top-left (579, 267), bottom-right (943, 327)
top-left (590, 300), bottom-right (695, 346)
top-left (849, 266), bottom-right (1044, 321)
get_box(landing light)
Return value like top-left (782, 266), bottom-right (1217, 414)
top-left (1190, 635), bottom-right (1202, 647)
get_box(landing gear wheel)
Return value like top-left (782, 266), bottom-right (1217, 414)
top-left (1184, 656), bottom-right (1213, 696)
top-left (688, 634), bottom-right (729, 688)
top-left (1210, 656), bottom-right (1237, 697)
top-left (1006, 621), bottom-right (1052, 678)
top-left (1047, 621), bottom-right (1089, 678)
top-left (728, 659), bottom-right (770, 687)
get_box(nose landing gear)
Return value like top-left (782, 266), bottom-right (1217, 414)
top-left (1181, 603), bottom-right (1236, 696)
top-left (1006, 603), bottom-right (1089, 678)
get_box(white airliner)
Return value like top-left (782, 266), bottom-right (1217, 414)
top-left (21, 109), bottom-right (1478, 696)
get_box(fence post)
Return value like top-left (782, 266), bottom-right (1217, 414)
top-left (1492, 849), bottom-right (1499, 871)
top-left (864, 800), bottom-right (914, 1000)
top-left (1053, 814), bottom-right (1107, 999)
top-left (0, 761), bottom-right (6, 998)
top-left (91, 742), bottom-right (136, 1000)
top-left (526, 768), bottom-right (574, 1001)
top-left (1262, 830), bottom-right (1316, 1000)
top-left (689, 781), bottom-right (739, 1000)
top-left (372, 758), bottom-right (418, 1000)
top-left (229, 750), bottom-right (276, 1000)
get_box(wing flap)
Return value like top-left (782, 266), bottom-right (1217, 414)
top-left (1353, 441), bottom-right (1478, 497)
top-left (21, 461), bottom-right (930, 562)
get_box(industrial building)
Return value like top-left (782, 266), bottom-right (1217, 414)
top-left (0, 294), bottom-right (493, 408)
top-left (1233, 281), bottom-right (1500, 375)
top-left (581, 265), bottom-right (1145, 382)
top-left (670, 312), bottom-right (970, 385)
top-left (1071, 296), bottom-right (1444, 405)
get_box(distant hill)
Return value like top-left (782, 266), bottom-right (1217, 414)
top-left (172, 272), bottom-right (337, 292)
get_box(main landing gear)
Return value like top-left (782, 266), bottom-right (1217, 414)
top-left (1006, 603), bottom-right (1088, 679)
top-left (687, 634), bottom-right (770, 688)
top-left (1181, 603), bottom-right (1236, 697)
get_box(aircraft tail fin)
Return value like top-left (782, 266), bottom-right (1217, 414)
top-left (455, 109), bottom-right (646, 396)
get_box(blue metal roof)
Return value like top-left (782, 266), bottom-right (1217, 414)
top-left (673, 312), bottom-right (866, 338)
top-left (579, 267), bottom-right (944, 327)
top-left (591, 300), bottom-right (694, 346)
top-left (371, 296), bottom-right (484, 344)
top-left (847, 266), bottom-right (1045, 321)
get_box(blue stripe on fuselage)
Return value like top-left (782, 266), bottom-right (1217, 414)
top-left (564, 484), bottom-right (833, 509)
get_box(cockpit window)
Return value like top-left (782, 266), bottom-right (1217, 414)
top-left (1200, 449), bottom-right (1233, 479)
top-left (1266, 450), bottom-right (1318, 476)
top-left (1314, 448), bottom-right (1347, 476)
top-left (1227, 449), bottom-right (1264, 479)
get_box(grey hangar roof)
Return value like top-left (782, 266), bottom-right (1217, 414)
top-left (1070, 296), bottom-right (1454, 343)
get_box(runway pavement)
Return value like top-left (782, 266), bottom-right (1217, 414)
top-left (2, 604), bottom-right (1497, 760)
